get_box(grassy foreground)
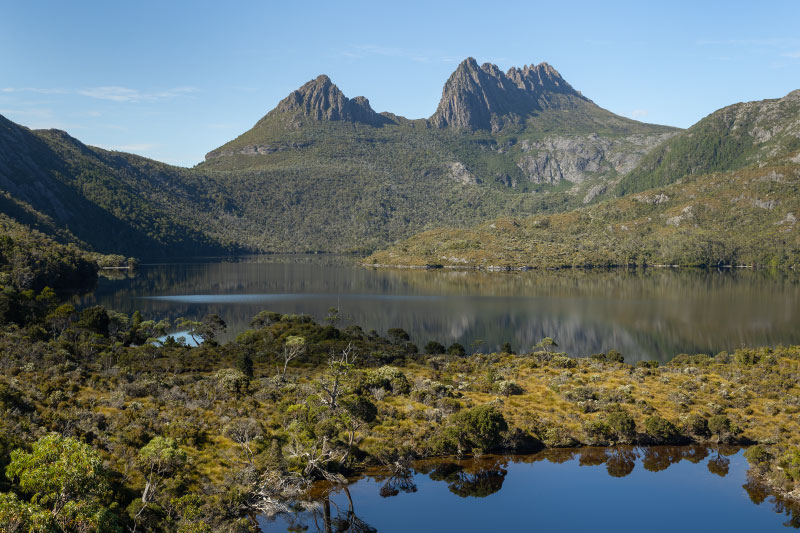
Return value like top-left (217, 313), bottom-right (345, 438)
top-left (1, 291), bottom-right (800, 531)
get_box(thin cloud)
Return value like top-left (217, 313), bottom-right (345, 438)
top-left (783, 51), bottom-right (800, 59)
top-left (1, 87), bottom-right (68, 95)
top-left (78, 86), bottom-right (198, 103)
top-left (629, 109), bottom-right (648, 120)
top-left (0, 107), bottom-right (55, 119)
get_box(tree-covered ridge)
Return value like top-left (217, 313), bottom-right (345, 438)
top-left (0, 292), bottom-right (800, 531)
top-left (0, 213), bottom-right (99, 293)
top-left (366, 161), bottom-right (800, 269)
top-left (616, 89), bottom-right (800, 196)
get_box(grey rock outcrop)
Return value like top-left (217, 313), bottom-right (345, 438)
top-left (430, 58), bottom-right (588, 131)
top-left (266, 75), bottom-right (392, 127)
top-left (516, 132), bottom-right (676, 185)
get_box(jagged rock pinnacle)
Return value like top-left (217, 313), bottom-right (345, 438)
top-left (430, 58), bottom-right (589, 131)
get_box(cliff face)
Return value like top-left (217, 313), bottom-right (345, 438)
top-left (266, 74), bottom-right (390, 127)
top-left (429, 58), bottom-right (590, 131)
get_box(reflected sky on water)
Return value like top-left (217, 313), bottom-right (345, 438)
top-left (261, 447), bottom-right (800, 532)
top-left (80, 255), bottom-right (800, 363)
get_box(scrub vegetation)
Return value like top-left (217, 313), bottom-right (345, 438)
top-left (1, 283), bottom-right (799, 531)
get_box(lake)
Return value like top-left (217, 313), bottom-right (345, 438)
top-left (79, 255), bottom-right (800, 363)
top-left (259, 447), bottom-right (800, 532)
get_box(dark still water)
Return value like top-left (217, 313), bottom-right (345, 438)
top-left (260, 447), bottom-right (800, 532)
top-left (79, 255), bottom-right (800, 362)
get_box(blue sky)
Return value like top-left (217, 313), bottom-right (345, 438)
top-left (2, 0), bottom-right (799, 167)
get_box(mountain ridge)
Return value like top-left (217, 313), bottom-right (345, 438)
top-left (0, 58), bottom-right (700, 258)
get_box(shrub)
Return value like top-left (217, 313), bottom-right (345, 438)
top-left (684, 413), bottom-right (709, 438)
top-left (360, 366), bottom-right (411, 395)
top-left (708, 415), bottom-right (731, 438)
top-left (494, 380), bottom-right (524, 397)
top-left (779, 448), bottom-right (800, 482)
top-left (447, 343), bottom-right (466, 357)
top-left (550, 355), bottom-right (576, 369)
top-left (448, 404), bottom-right (508, 454)
top-left (424, 341), bottom-right (445, 355)
top-left (605, 410), bottom-right (636, 441)
top-left (644, 415), bottom-right (681, 444)
top-left (744, 444), bottom-right (772, 468)
top-left (583, 419), bottom-right (613, 445)
top-left (607, 350), bottom-right (624, 363)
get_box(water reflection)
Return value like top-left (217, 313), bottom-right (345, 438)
top-left (263, 447), bottom-right (800, 532)
top-left (79, 255), bottom-right (800, 362)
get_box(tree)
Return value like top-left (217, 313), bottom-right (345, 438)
top-left (236, 351), bottom-right (254, 379)
top-left (198, 314), bottom-right (226, 345)
top-left (176, 317), bottom-right (203, 345)
top-left (387, 328), bottom-right (410, 345)
top-left (224, 418), bottom-right (263, 465)
top-left (45, 303), bottom-right (76, 340)
top-left (4, 433), bottom-right (118, 532)
top-left (339, 394), bottom-right (377, 462)
top-left (536, 337), bottom-right (558, 353)
top-left (325, 307), bottom-right (341, 327)
top-left (78, 306), bottom-right (110, 335)
top-left (424, 341), bottom-right (445, 355)
top-left (318, 343), bottom-right (357, 411)
top-left (500, 342), bottom-right (515, 355)
top-left (137, 437), bottom-right (186, 508)
top-left (280, 335), bottom-right (306, 380)
top-left (447, 343), bottom-right (466, 357)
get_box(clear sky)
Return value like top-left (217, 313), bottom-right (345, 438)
top-left (2, 0), bottom-right (799, 167)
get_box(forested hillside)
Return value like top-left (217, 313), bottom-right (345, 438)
top-left (616, 89), bottom-right (800, 195)
top-left (0, 59), bottom-right (677, 257)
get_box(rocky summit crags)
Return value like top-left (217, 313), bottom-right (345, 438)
top-left (430, 57), bottom-right (589, 131)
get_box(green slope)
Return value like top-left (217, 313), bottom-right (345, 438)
top-left (617, 89), bottom-right (800, 196)
top-left (366, 161), bottom-right (800, 269)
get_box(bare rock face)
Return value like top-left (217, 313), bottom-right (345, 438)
top-left (430, 58), bottom-right (588, 131)
top-left (516, 132), bottom-right (676, 185)
top-left (267, 75), bottom-right (392, 127)
top-left (446, 161), bottom-right (480, 185)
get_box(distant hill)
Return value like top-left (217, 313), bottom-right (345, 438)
top-left (0, 115), bottom-right (237, 257)
top-left (366, 161), bottom-right (800, 269)
top-left (1, 58), bottom-right (678, 256)
top-left (616, 89), bottom-right (800, 195)
top-left (366, 91), bottom-right (800, 269)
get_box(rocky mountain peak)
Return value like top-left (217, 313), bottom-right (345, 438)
top-left (431, 58), bottom-right (589, 131)
top-left (268, 74), bottom-right (390, 126)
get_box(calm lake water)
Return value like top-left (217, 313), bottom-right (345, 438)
top-left (259, 447), bottom-right (800, 532)
top-left (79, 255), bottom-right (800, 363)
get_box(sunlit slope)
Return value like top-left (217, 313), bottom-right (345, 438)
top-left (367, 162), bottom-right (800, 269)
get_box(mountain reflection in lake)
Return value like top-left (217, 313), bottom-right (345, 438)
top-left (81, 255), bottom-right (800, 362)
top-left (260, 447), bottom-right (800, 532)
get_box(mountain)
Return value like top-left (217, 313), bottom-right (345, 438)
top-left (0, 114), bottom-right (242, 258)
top-left (616, 89), bottom-right (800, 195)
top-left (196, 59), bottom-right (676, 252)
top-left (0, 58), bottom-right (678, 257)
top-left (366, 91), bottom-right (800, 269)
